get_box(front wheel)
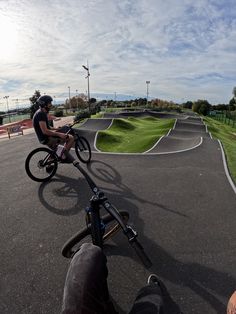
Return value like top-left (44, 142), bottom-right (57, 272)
top-left (62, 210), bottom-right (129, 258)
top-left (75, 136), bottom-right (91, 163)
top-left (25, 147), bottom-right (58, 182)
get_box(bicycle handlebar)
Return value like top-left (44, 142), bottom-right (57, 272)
top-left (130, 238), bottom-right (152, 268)
top-left (64, 120), bottom-right (81, 129)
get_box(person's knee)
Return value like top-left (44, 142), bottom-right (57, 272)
top-left (68, 134), bottom-right (74, 142)
top-left (66, 134), bottom-right (74, 149)
top-left (62, 244), bottom-right (110, 313)
top-left (78, 243), bottom-right (103, 258)
top-left (65, 243), bottom-right (107, 295)
top-left (70, 243), bottom-right (105, 270)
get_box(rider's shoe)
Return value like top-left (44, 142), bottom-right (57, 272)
top-left (147, 274), bottom-right (161, 286)
top-left (59, 152), bottom-right (74, 164)
top-left (60, 157), bottom-right (73, 164)
top-left (46, 165), bottom-right (54, 173)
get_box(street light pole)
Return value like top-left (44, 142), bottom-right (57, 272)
top-left (76, 89), bottom-right (79, 111)
top-left (114, 92), bottom-right (117, 106)
top-left (82, 62), bottom-right (90, 112)
top-left (68, 86), bottom-right (71, 111)
top-left (15, 98), bottom-right (19, 113)
top-left (3, 96), bottom-right (10, 123)
top-left (146, 81), bottom-right (150, 107)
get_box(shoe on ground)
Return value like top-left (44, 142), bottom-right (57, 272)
top-left (60, 157), bottom-right (72, 164)
top-left (147, 274), bottom-right (161, 286)
top-left (46, 165), bottom-right (54, 173)
top-left (59, 152), bottom-right (74, 164)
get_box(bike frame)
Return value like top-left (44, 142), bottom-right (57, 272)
top-left (70, 159), bottom-right (152, 268)
top-left (54, 121), bottom-right (86, 156)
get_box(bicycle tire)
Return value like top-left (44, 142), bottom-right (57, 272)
top-left (62, 210), bottom-right (129, 258)
top-left (25, 147), bottom-right (58, 182)
top-left (75, 136), bottom-right (91, 163)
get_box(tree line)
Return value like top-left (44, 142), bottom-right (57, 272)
top-left (28, 87), bottom-right (236, 118)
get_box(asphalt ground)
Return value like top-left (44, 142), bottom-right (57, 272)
top-left (103, 110), bottom-right (183, 120)
top-left (147, 118), bottom-right (204, 154)
top-left (0, 114), bottom-right (236, 314)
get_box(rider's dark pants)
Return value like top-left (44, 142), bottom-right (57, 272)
top-left (61, 243), bottom-right (164, 314)
top-left (61, 243), bottom-right (116, 314)
top-left (129, 284), bottom-right (164, 314)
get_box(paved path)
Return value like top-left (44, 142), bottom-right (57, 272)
top-left (0, 113), bottom-right (235, 314)
top-left (103, 110), bottom-right (183, 119)
top-left (75, 118), bottom-right (113, 151)
top-left (75, 114), bottom-right (210, 154)
top-left (147, 116), bottom-right (208, 154)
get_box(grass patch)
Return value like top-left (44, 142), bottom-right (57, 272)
top-left (204, 117), bottom-right (236, 183)
top-left (97, 117), bottom-right (174, 153)
top-left (91, 112), bottom-right (104, 118)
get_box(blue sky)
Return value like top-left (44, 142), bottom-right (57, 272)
top-left (0, 0), bottom-right (236, 110)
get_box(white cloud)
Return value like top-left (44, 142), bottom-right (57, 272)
top-left (0, 0), bottom-right (236, 109)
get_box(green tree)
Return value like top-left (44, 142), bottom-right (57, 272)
top-left (192, 99), bottom-right (211, 116)
top-left (229, 98), bottom-right (236, 111)
top-left (233, 86), bottom-right (236, 98)
top-left (212, 104), bottom-right (227, 111)
top-left (182, 101), bottom-right (193, 109)
top-left (29, 90), bottom-right (41, 118)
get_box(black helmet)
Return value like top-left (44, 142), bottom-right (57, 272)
top-left (37, 95), bottom-right (53, 107)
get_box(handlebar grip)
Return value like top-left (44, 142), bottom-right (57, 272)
top-left (131, 240), bottom-right (152, 269)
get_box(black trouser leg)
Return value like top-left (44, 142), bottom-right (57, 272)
top-left (129, 284), bottom-right (164, 314)
top-left (61, 243), bottom-right (116, 314)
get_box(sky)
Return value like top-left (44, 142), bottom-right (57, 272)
top-left (0, 0), bottom-right (236, 110)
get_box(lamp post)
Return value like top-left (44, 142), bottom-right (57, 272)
top-left (3, 96), bottom-right (10, 123)
top-left (68, 86), bottom-right (71, 111)
top-left (82, 62), bottom-right (90, 112)
top-left (146, 81), bottom-right (150, 107)
top-left (76, 89), bottom-right (79, 111)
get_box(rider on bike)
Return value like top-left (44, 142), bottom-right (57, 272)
top-left (32, 95), bottom-right (74, 160)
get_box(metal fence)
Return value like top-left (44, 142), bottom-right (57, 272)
top-left (2, 113), bottom-right (30, 125)
top-left (209, 110), bottom-right (236, 127)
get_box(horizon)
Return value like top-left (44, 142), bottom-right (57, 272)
top-left (0, 0), bottom-right (236, 110)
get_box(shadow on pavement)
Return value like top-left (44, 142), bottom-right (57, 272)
top-left (38, 158), bottom-right (235, 313)
top-left (38, 175), bottom-right (89, 216)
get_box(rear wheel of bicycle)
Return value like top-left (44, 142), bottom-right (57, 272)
top-left (25, 147), bottom-right (58, 182)
top-left (75, 136), bottom-right (91, 163)
top-left (61, 210), bottom-right (129, 258)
